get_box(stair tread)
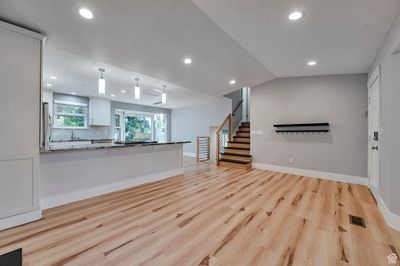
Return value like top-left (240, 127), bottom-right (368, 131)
top-left (219, 158), bottom-right (251, 165)
top-left (221, 152), bottom-right (252, 158)
top-left (227, 141), bottom-right (250, 144)
top-left (224, 147), bottom-right (250, 150)
top-left (233, 136), bottom-right (250, 139)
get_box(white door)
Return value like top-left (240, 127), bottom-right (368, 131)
top-left (368, 67), bottom-right (380, 190)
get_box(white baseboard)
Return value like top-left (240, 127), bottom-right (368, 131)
top-left (370, 186), bottom-right (400, 231)
top-left (252, 163), bottom-right (368, 186)
top-left (40, 168), bottom-right (184, 210)
top-left (183, 152), bottom-right (196, 158)
top-left (0, 209), bottom-right (42, 231)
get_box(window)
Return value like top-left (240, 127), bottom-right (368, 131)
top-left (54, 101), bottom-right (88, 129)
top-left (114, 110), bottom-right (168, 142)
top-left (114, 112), bottom-right (122, 141)
top-left (124, 114), bottom-right (153, 141)
top-left (154, 113), bottom-right (167, 142)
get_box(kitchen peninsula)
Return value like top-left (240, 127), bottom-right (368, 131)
top-left (40, 141), bottom-right (189, 209)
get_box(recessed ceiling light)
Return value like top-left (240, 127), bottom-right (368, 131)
top-left (71, 92), bottom-right (76, 95)
top-left (49, 76), bottom-right (57, 80)
top-left (79, 8), bottom-right (94, 20)
top-left (45, 83), bottom-right (53, 87)
top-left (184, 58), bottom-right (192, 64)
top-left (307, 60), bottom-right (317, 66)
top-left (230, 80), bottom-right (236, 85)
top-left (289, 11), bottom-right (304, 21)
top-left (121, 90), bottom-right (126, 93)
top-left (111, 94), bottom-right (115, 97)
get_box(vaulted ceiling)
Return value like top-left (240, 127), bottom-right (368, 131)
top-left (0, 0), bottom-right (398, 108)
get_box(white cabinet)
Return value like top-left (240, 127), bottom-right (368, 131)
top-left (89, 98), bottom-right (111, 126)
top-left (0, 21), bottom-right (43, 230)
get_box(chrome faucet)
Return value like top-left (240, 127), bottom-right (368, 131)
top-left (71, 130), bottom-right (78, 141)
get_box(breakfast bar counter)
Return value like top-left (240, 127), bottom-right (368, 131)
top-left (39, 141), bottom-right (189, 209)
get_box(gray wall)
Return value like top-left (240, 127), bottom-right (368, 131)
top-left (251, 74), bottom-right (368, 177)
top-left (224, 89), bottom-right (242, 130)
top-left (110, 101), bottom-right (171, 142)
top-left (369, 12), bottom-right (400, 215)
top-left (171, 99), bottom-right (231, 154)
top-left (51, 93), bottom-right (109, 140)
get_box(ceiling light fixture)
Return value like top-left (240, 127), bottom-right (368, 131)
top-left (98, 68), bottom-right (106, 95)
top-left (230, 80), bottom-right (236, 85)
top-left (161, 85), bottom-right (167, 104)
top-left (307, 60), bottom-right (317, 66)
top-left (289, 11), bottom-right (304, 21)
top-left (71, 92), bottom-right (76, 95)
top-left (49, 76), bottom-right (57, 80)
top-left (111, 94), bottom-right (115, 97)
top-left (121, 90), bottom-right (126, 93)
top-left (79, 8), bottom-right (94, 20)
top-left (45, 83), bottom-right (53, 87)
top-left (134, 78), bottom-right (141, 100)
top-left (184, 58), bottom-right (192, 64)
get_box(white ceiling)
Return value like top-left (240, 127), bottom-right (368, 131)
top-left (0, 0), bottom-right (274, 109)
top-left (192, 0), bottom-right (400, 77)
top-left (0, 0), bottom-right (399, 109)
top-left (42, 48), bottom-right (223, 109)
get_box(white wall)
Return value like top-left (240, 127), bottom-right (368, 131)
top-left (369, 12), bottom-right (400, 216)
top-left (171, 99), bottom-right (231, 154)
top-left (251, 74), bottom-right (368, 178)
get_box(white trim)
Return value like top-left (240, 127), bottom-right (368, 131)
top-left (252, 163), bottom-right (368, 185)
top-left (0, 210), bottom-right (41, 231)
top-left (0, 20), bottom-right (44, 40)
top-left (183, 152), bottom-right (196, 158)
top-left (40, 168), bottom-right (184, 209)
top-left (54, 100), bottom-right (88, 107)
top-left (370, 186), bottom-right (400, 231)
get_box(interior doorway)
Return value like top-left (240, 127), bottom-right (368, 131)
top-left (368, 66), bottom-right (380, 191)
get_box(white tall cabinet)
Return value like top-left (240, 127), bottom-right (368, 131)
top-left (0, 21), bottom-right (43, 230)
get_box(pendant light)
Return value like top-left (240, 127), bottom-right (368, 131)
top-left (161, 85), bottom-right (167, 104)
top-left (98, 68), bottom-right (106, 95)
top-left (134, 78), bottom-right (141, 100)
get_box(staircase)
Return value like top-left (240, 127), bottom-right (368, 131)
top-left (218, 121), bottom-right (252, 169)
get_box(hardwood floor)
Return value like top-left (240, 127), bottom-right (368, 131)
top-left (0, 161), bottom-right (399, 265)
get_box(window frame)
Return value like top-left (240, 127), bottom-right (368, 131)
top-left (53, 100), bottom-right (88, 129)
top-left (114, 109), bottom-right (168, 142)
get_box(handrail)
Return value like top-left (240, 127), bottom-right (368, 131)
top-left (216, 113), bottom-right (232, 166)
top-left (217, 113), bottom-right (232, 134)
top-left (232, 100), bottom-right (243, 117)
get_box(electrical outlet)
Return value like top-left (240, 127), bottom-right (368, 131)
top-left (289, 158), bottom-right (295, 164)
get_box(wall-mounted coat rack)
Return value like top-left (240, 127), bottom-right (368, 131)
top-left (273, 123), bottom-right (330, 134)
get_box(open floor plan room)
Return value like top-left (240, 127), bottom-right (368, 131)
top-left (0, 160), bottom-right (399, 265)
top-left (1, 0), bottom-right (400, 265)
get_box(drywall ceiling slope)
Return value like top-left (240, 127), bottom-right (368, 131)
top-left (0, 0), bottom-right (275, 100)
top-left (43, 48), bottom-right (223, 109)
top-left (192, 0), bottom-right (400, 77)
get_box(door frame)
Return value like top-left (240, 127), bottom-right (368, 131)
top-left (367, 66), bottom-right (381, 189)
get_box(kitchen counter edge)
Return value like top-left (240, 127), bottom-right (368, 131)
top-left (40, 141), bottom-right (191, 154)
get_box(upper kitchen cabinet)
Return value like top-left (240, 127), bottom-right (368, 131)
top-left (89, 98), bottom-right (111, 126)
top-left (0, 21), bottom-right (43, 230)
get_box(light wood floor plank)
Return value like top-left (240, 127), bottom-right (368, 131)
top-left (0, 160), bottom-right (399, 265)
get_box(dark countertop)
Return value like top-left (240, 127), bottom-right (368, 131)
top-left (40, 141), bottom-right (191, 154)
